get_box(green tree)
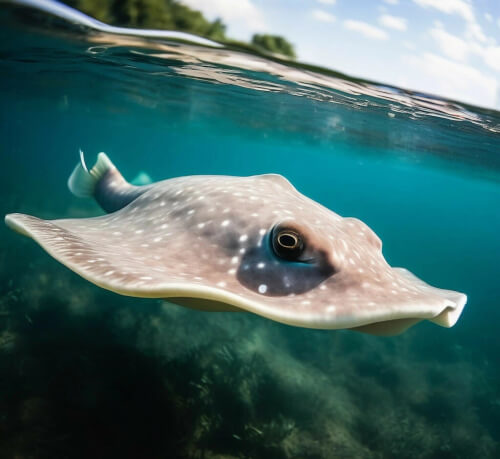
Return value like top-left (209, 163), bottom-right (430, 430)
top-left (63, 0), bottom-right (227, 41)
top-left (63, 1), bottom-right (296, 58)
top-left (251, 34), bottom-right (296, 59)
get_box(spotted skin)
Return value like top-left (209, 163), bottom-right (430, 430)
top-left (5, 169), bottom-right (466, 334)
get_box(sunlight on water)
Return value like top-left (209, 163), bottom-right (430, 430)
top-left (1, 1), bottom-right (499, 458)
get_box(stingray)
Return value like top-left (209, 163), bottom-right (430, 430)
top-left (5, 152), bottom-right (467, 335)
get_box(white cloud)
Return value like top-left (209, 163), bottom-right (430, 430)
top-left (403, 40), bottom-right (416, 50)
top-left (429, 25), bottom-right (469, 61)
top-left (383, 0), bottom-right (399, 4)
top-left (378, 14), bottom-right (407, 31)
top-left (404, 52), bottom-right (497, 108)
top-left (180, 0), bottom-right (266, 40)
top-left (412, 0), bottom-right (487, 43)
top-left (465, 20), bottom-right (487, 43)
top-left (315, 0), bottom-right (336, 5)
top-left (343, 20), bottom-right (388, 40)
top-left (484, 13), bottom-right (493, 22)
top-left (428, 22), bottom-right (500, 73)
top-left (311, 9), bottom-right (336, 23)
top-left (412, 0), bottom-right (474, 22)
top-left (476, 44), bottom-right (500, 72)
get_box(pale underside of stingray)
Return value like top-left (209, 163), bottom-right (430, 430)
top-left (5, 152), bottom-right (467, 335)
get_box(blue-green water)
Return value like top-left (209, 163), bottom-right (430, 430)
top-left (1, 1), bottom-right (500, 458)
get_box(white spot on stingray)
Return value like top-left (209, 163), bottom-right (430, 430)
top-left (140, 276), bottom-right (153, 280)
top-left (327, 305), bottom-right (336, 313)
top-left (258, 284), bottom-right (268, 294)
top-left (135, 229), bottom-right (143, 234)
top-left (217, 281), bottom-right (227, 288)
top-left (104, 270), bottom-right (114, 276)
top-left (239, 248), bottom-right (246, 254)
top-left (228, 268), bottom-right (236, 275)
top-left (259, 228), bottom-right (266, 236)
top-left (239, 234), bottom-right (248, 242)
top-left (320, 284), bottom-right (327, 291)
top-left (197, 223), bottom-right (205, 229)
top-left (301, 300), bottom-right (311, 306)
top-left (221, 220), bottom-right (230, 227)
top-left (231, 256), bottom-right (239, 264)
top-left (187, 209), bottom-right (195, 215)
top-left (257, 262), bottom-right (265, 269)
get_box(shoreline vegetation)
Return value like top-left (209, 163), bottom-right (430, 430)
top-left (62, 0), bottom-right (297, 59)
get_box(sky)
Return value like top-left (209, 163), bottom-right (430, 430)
top-left (180, 0), bottom-right (500, 110)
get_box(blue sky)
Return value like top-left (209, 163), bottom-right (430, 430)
top-left (181, 0), bottom-right (500, 110)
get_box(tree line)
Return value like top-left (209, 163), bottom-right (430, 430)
top-left (63, 0), bottom-right (296, 58)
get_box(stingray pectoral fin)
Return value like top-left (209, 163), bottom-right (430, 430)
top-left (4, 212), bottom-right (133, 296)
top-left (3, 213), bottom-right (255, 307)
top-left (169, 297), bottom-right (242, 312)
top-left (5, 213), bottom-right (32, 237)
top-left (428, 290), bottom-right (467, 327)
top-left (351, 318), bottom-right (421, 336)
top-left (393, 267), bottom-right (467, 328)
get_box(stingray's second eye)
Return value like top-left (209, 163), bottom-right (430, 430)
top-left (272, 228), bottom-right (304, 260)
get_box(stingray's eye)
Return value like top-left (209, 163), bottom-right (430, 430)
top-left (272, 228), bottom-right (304, 260)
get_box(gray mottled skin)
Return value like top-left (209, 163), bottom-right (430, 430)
top-left (4, 157), bottom-right (467, 334)
top-left (94, 168), bottom-right (151, 213)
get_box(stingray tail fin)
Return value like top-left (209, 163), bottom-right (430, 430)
top-left (68, 150), bottom-right (148, 213)
top-left (68, 150), bottom-right (117, 198)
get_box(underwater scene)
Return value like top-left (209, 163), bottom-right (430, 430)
top-left (1, 0), bottom-right (500, 458)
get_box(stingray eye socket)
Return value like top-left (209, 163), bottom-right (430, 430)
top-left (272, 229), bottom-right (304, 260)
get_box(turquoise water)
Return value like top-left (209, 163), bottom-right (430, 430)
top-left (1, 1), bottom-right (500, 458)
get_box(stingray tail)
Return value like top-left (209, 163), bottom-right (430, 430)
top-left (68, 150), bottom-right (116, 198)
top-left (68, 150), bottom-right (147, 213)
